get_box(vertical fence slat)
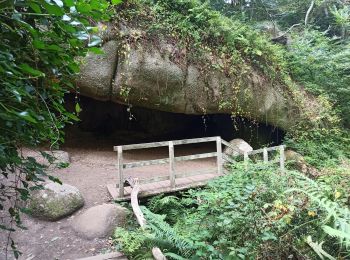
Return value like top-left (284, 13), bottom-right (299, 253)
top-left (263, 148), bottom-right (268, 163)
top-left (244, 152), bottom-right (249, 170)
top-left (117, 146), bottom-right (124, 198)
top-left (279, 145), bottom-right (285, 173)
top-left (169, 141), bottom-right (175, 188)
top-left (216, 137), bottom-right (223, 175)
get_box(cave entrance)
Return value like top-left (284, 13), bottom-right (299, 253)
top-left (64, 95), bottom-right (285, 150)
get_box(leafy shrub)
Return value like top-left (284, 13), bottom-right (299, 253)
top-left (115, 163), bottom-right (350, 259)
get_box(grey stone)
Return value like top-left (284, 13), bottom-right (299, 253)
top-left (77, 35), bottom-right (322, 130)
top-left (284, 149), bottom-right (307, 172)
top-left (28, 182), bottom-right (84, 221)
top-left (72, 204), bottom-right (128, 239)
top-left (224, 138), bottom-right (253, 157)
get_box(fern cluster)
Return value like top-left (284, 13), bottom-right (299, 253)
top-left (113, 163), bottom-right (350, 259)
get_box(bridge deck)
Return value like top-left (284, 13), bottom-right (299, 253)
top-left (107, 171), bottom-right (220, 201)
top-left (107, 137), bottom-right (285, 201)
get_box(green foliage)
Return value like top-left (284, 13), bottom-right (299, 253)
top-left (117, 0), bottom-right (288, 91)
top-left (0, 0), bottom-right (119, 257)
top-left (115, 163), bottom-right (350, 259)
top-left (288, 29), bottom-right (350, 127)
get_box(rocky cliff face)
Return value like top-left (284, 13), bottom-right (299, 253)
top-left (77, 38), bottom-right (304, 130)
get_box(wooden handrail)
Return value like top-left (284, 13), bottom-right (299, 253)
top-left (114, 136), bottom-right (218, 151)
top-left (126, 177), bottom-right (167, 260)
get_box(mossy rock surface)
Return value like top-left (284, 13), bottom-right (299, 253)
top-left (28, 182), bottom-right (84, 221)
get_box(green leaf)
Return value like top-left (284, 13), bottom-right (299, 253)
top-left (18, 111), bottom-right (37, 123)
top-left (33, 40), bottom-right (45, 49)
top-left (29, 3), bottom-right (42, 13)
top-left (76, 3), bottom-right (91, 14)
top-left (43, 3), bottom-right (64, 16)
top-left (19, 64), bottom-right (45, 77)
top-left (75, 103), bottom-right (82, 113)
top-left (63, 0), bottom-right (74, 7)
top-left (111, 0), bottom-right (122, 4)
top-left (89, 47), bottom-right (105, 54)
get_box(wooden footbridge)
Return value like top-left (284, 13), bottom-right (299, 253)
top-left (107, 136), bottom-right (285, 201)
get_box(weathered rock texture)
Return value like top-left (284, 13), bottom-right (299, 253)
top-left (72, 203), bottom-right (128, 239)
top-left (77, 37), bottom-right (312, 130)
top-left (224, 138), bottom-right (253, 157)
top-left (28, 182), bottom-right (84, 221)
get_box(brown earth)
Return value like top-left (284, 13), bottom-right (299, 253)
top-left (0, 132), bottom-right (216, 260)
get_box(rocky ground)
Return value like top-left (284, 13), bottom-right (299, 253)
top-left (0, 134), bottom-right (216, 260)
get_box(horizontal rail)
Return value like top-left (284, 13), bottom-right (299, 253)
top-left (114, 136), bottom-right (218, 151)
top-left (123, 152), bottom-right (217, 169)
top-left (115, 168), bottom-right (217, 188)
top-left (222, 139), bottom-right (285, 157)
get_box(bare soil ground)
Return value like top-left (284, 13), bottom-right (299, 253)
top-left (0, 133), bottom-right (216, 260)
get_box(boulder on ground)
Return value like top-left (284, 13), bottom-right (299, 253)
top-left (224, 138), bottom-right (253, 157)
top-left (28, 182), bottom-right (84, 221)
top-left (72, 203), bottom-right (128, 239)
top-left (284, 150), bottom-right (307, 172)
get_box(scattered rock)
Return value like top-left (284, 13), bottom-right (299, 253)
top-left (28, 182), bottom-right (84, 221)
top-left (284, 150), bottom-right (307, 172)
top-left (224, 138), bottom-right (253, 157)
top-left (72, 204), bottom-right (128, 239)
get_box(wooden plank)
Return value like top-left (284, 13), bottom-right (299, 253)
top-left (222, 154), bottom-right (235, 164)
top-left (175, 152), bottom-right (217, 162)
top-left (173, 136), bottom-right (217, 145)
top-left (169, 141), bottom-right (175, 188)
top-left (216, 136), bottom-right (223, 175)
top-left (107, 184), bottom-right (119, 200)
top-left (112, 174), bottom-right (220, 202)
top-left (117, 146), bottom-right (124, 198)
top-left (114, 136), bottom-right (218, 151)
top-left (175, 168), bottom-right (216, 179)
top-left (76, 252), bottom-right (126, 260)
top-left (123, 158), bottom-right (169, 169)
top-left (244, 151), bottom-right (249, 170)
top-left (279, 145), bottom-right (285, 173)
top-left (123, 152), bottom-right (217, 169)
top-left (126, 178), bottom-right (166, 260)
top-left (263, 148), bottom-right (268, 163)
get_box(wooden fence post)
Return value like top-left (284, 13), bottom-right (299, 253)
top-left (117, 146), bottom-right (124, 198)
top-left (169, 141), bottom-right (175, 188)
top-left (216, 137), bottom-right (223, 175)
top-left (279, 145), bottom-right (285, 173)
top-left (263, 148), bottom-right (268, 163)
top-left (244, 152), bottom-right (249, 170)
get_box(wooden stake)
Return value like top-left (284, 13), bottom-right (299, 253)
top-left (216, 137), bottom-right (223, 175)
top-left (117, 146), bottom-right (124, 198)
top-left (169, 141), bottom-right (175, 188)
top-left (263, 148), bottom-right (268, 163)
top-left (244, 152), bottom-right (249, 170)
top-left (279, 145), bottom-right (285, 173)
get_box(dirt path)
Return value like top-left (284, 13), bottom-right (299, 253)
top-left (1, 139), bottom-right (216, 260)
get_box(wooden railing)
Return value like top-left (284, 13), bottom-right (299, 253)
top-left (113, 137), bottom-right (285, 198)
top-left (113, 136), bottom-right (223, 198)
top-left (221, 139), bottom-right (285, 172)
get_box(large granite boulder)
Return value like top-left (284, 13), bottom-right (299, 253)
top-left (28, 182), bottom-right (84, 221)
top-left (224, 138), bottom-right (253, 157)
top-left (72, 203), bottom-right (128, 239)
top-left (77, 36), bottom-right (323, 130)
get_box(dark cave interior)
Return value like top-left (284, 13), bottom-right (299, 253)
top-left (64, 95), bottom-right (285, 149)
